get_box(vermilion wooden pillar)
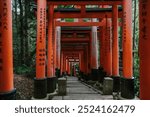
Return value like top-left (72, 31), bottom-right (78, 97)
top-left (66, 58), bottom-right (69, 74)
top-left (0, 0), bottom-right (16, 99)
top-left (47, 5), bottom-right (54, 77)
top-left (68, 62), bottom-right (71, 75)
top-left (122, 0), bottom-right (133, 79)
top-left (79, 53), bottom-right (82, 72)
top-left (85, 46), bottom-right (89, 74)
top-left (81, 51), bottom-right (86, 73)
top-left (53, 19), bottom-right (57, 75)
top-left (100, 6), bottom-right (112, 77)
top-left (91, 19), bottom-right (98, 69)
top-left (102, 19), bottom-right (107, 72)
top-left (47, 5), bottom-right (57, 94)
top-left (60, 52), bottom-right (64, 75)
top-left (33, 0), bottom-right (47, 99)
top-left (139, 0), bottom-right (150, 100)
top-left (91, 19), bottom-right (99, 81)
top-left (121, 0), bottom-right (134, 99)
top-left (82, 51), bottom-right (85, 73)
top-left (56, 26), bottom-right (61, 70)
top-left (99, 26), bottom-right (104, 69)
top-left (112, 5), bottom-right (119, 77)
top-left (63, 54), bottom-right (66, 73)
top-left (36, 0), bottom-right (46, 79)
top-left (104, 18), bottom-right (112, 76)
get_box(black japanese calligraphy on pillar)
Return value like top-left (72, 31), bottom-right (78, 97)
top-left (0, 0), bottom-right (8, 71)
top-left (38, 8), bottom-right (46, 66)
top-left (141, 0), bottom-right (148, 40)
top-left (123, 11), bottom-right (127, 43)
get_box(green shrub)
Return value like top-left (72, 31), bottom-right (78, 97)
top-left (14, 64), bottom-right (35, 76)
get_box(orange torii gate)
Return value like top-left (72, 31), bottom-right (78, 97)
top-left (0, 0), bottom-right (138, 100)
top-left (33, 0), bottom-right (135, 100)
top-left (62, 49), bottom-right (87, 74)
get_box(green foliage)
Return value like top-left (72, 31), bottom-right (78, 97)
top-left (134, 52), bottom-right (140, 97)
top-left (14, 64), bottom-right (35, 76)
top-left (64, 18), bottom-right (74, 22)
top-left (12, 0), bottom-right (36, 75)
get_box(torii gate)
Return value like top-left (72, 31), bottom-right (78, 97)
top-left (33, 0), bottom-right (133, 100)
top-left (1, 0), bottom-right (149, 100)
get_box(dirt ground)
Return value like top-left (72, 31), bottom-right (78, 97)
top-left (14, 74), bottom-right (33, 100)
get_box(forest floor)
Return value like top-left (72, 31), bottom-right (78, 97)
top-left (14, 74), bottom-right (33, 100)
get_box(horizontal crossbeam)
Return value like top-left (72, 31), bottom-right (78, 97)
top-left (56, 22), bottom-right (103, 26)
top-left (54, 11), bottom-right (122, 18)
top-left (48, 0), bottom-right (122, 5)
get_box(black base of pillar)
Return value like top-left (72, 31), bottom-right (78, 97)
top-left (33, 78), bottom-right (47, 99)
top-left (55, 68), bottom-right (60, 78)
top-left (91, 69), bottom-right (99, 81)
top-left (0, 89), bottom-right (16, 100)
top-left (82, 74), bottom-right (88, 81)
top-left (112, 76), bottom-right (120, 92)
top-left (78, 71), bottom-right (83, 80)
top-left (98, 67), bottom-right (106, 83)
top-left (120, 77), bottom-right (135, 99)
top-left (47, 77), bottom-right (57, 94)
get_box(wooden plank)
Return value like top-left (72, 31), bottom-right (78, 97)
top-left (54, 12), bottom-right (122, 18)
top-left (56, 22), bottom-right (103, 26)
top-left (48, 1), bottom-right (122, 5)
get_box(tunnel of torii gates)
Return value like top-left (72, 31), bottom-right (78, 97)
top-left (0, 0), bottom-right (150, 100)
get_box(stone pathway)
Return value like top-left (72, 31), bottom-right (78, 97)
top-left (52, 76), bottom-right (113, 100)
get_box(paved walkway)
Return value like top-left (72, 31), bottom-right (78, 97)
top-left (52, 76), bottom-right (113, 100)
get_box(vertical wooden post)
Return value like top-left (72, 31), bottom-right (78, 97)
top-left (112, 5), bottom-right (119, 77)
top-left (122, 0), bottom-right (133, 79)
top-left (112, 5), bottom-right (120, 92)
top-left (68, 62), bottom-right (71, 75)
top-left (91, 19), bottom-right (98, 81)
top-left (67, 59), bottom-right (70, 75)
top-left (36, 0), bottom-right (46, 79)
top-left (81, 51), bottom-right (85, 73)
top-left (53, 20), bottom-right (57, 74)
top-left (63, 53), bottom-right (66, 74)
top-left (33, 0), bottom-right (47, 99)
top-left (79, 53), bottom-right (82, 72)
top-left (104, 17), bottom-right (112, 76)
top-left (64, 55), bottom-right (67, 72)
top-left (47, 5), bottom-right (57, 94)
top-left (102, 19), bottom-right (107, 72)
top-left (0, 0), bottom-right (16, 99)
top-left (65, 57), bottom-right (67, 73)
top-left (55, 26), bottom-right (61, 70)
top-left (60, 52), bottom-right (64, 75)
top-left (121, 0), bottom-right (134, 99)
top-left (101, 5), bottom-right (111, 77)
top-left (47, 5), bottom-right (54, 77)
top-left (91, 19), bottom-right (98, 69)
top-left (99, 26), bottom-right (104, 69)
top-left (139, 0), bottom-right (150, 99)
top-left (85, 46), bottom-right (89, 74)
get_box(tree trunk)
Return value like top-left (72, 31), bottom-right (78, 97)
top-left (24, 0), bottom-right (30, 65)
top-left (18, 0), bottom-right (25, 65)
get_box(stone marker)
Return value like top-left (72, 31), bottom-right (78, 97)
top-left (103, 77), bottom-right (113, 95)
top-left (58, 78), bottom-right (67, 95)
